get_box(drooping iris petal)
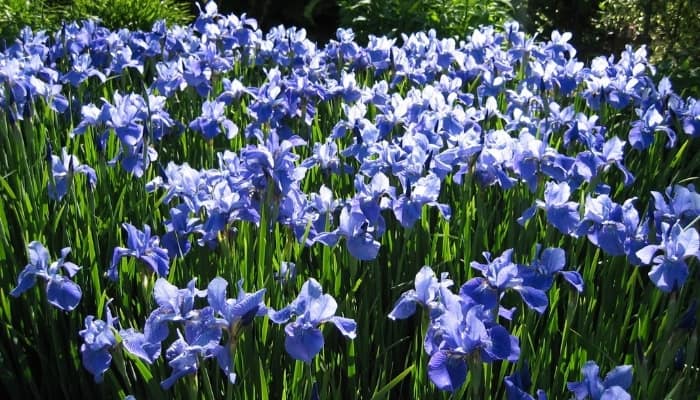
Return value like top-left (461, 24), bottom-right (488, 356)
top-left (120, 328), bottom-right (162, 363)
top-left (80, 345), bottom-right (113, 383)
top-left (284, 324), bottom-right (324, 363)
top-left (648, 259), bottom-right (688, 292)
top-left (602, 365), bottom-right (633, 391)
top-left (46, 276), bottom-right (82, 311)
top-left (387, 290), bottom-right (418, 320)
top-left (427, 351), bottom-right (467, 392)
top-left (515, 285), bottom-right (549, 314)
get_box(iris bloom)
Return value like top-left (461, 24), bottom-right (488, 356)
top-left (388, 266), bottom-right (453, 320)
top-left (425, 301), bottom-right (519, 392)
top-left (567, 361), bottom-right (632, 400)
top-left (636, 222), bottom-right (699, 292)
top-left (48, 148), bottom-right (97, 201)
top-left (504, 363), bottom-right (548, 400)
top-left (269, 278), bottom-right (356, 363)
top-left (207, 278), bottom-right (267, 383)
top-left (518, 181), bottom-right (581, 236)
top-left (108, 223), bottom-right (170, 281)
top-left (79, 303), bottom-right (118, 382)
top-left (161, 308), bottom-right (222, 389)
top-left (11, 241), bottom-right (82, 311)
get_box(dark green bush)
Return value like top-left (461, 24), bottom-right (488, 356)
top-left (55, 0), bottom-right (192, 32)
top-left (517, 0), bottom-right (700, 97)
top-left (336, 0), bottom-right (514, 42)
top-left (595, 0), bottom-right (700, 97)
top-left (0, 0), bottom-right (193, 44)
top-left (213, 0), bottom-right (340, 43)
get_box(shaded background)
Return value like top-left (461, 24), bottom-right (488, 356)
top-left (1, 0), bottom-right (697, 94)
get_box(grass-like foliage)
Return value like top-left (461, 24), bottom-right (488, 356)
top-left (0, 0), bottom-right (56, 43)
top-left (1, 1), bottom-right (700, 399)
top-left (55, 0), bottom-right (193, 31)
top-left (0, 0), bottom-right (192, 42)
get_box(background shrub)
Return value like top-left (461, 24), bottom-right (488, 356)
top-left (0, 0), bottom-right (56, 43)
top-left (595, 0), bottom-right (700, 96)
top-left (518, 0), bottom-right (700, 96)
top-left (55, 0), bottom-right (192, 31)
top-left (0, 0), bottom-right (193, 44)
top-left (336, 0), bottom-right (514, 42)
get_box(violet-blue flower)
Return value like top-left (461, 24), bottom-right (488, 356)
top-left (391, 173), bottom-right (451, 229)
top-left (207, 278), bottom-right (267, 383)
top-left (124, 278), bottom-right (208, 366)
top-left (636, 221), bottom-right (699, 292)
top-left (161, 308), bottom-right (223, 389)
top-left (504, 363), bottom-right (548, 400)
top-left (78, 303), bottom-right (118, 383)
top-left (63, 53), bottom-right (106, 87)
top-left (576, 195), bottom-right (639, 257)
top-left (567, 361), bottom-right (633, 400)
top-left (524, 246), bottom-right (584, 293)
top-left (48, 147), bottom-right (97, 201)
top-left (518, 181), bottom-right (580, 236)
top-left (208, 277), bottom-right (267, 330)
top-left (388, 266), bottom-right (453, 320)
top-left (650, 184), bottom-right (700, 228)
top-left (425, 301), bottom-right (519, 392)
top-left (269, 278), bottom-right (356, 363)
top-left (629, 105), bottom-right (674, 150)
top-left (468, 249), bottom-right (549, 314)
top-left (108, 223), bottom-right (170, 281)
top-left (11, 241), bottom-right (82, 312)
top-left (161, 204), bottom-right (199, 258)
top-left (189, 100), bottom-right (238, 140)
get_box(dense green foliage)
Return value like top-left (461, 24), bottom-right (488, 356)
top-left (521, 0), bottom-right (700, 96)
top-left (0, 0), bottom-right (55, 43)
top-left (54, 0), bottom-right (192, 31)
top-left (336, 0), bottom-right (514, 42)
top-left (0, 0), bottom-right (192, 40)
top-left (595, 0), bottom-right (700, 96)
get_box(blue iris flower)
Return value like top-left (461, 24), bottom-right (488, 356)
top-left (208, 278), bottom-right (267, 328)
top-left (108, 223), bottom-right (170, 281)
top-left (467, 249), bottom-right (549, 315)
top-left (524, 246), bottom-right (584, 294)
top-left (79, 303), bottom-right (118, 382)
top-left (425, 301), bottom-right (519, 392)
top-left (629, 105), bottom-right (675, 150)
top-left (48, 147), bottom-right (97, 201)
top-left (123, 278), bottom-right (208, 366)
top-left (161, 308), bottom-right (223, 389)
top-left (62, 53), bottom-right (106, 87)
top-left (680, 98), bottom-right (700, 137)
top-left (269, 278), bottom-right (356, 363)
top-left (206, 277), bottom-right (267, 383)
top-left (161, 204), bottom-right (199, 258)
top-left (519, 181), bottom-right (581, 236)
top-left (650, 184), bottom-right (700, 228)
top-left (151, 59), bottom-right (186, 97)
top-left (504, 363), bottom-right (548, 400)
top-left (388, 266), bottom-right (453, 320)
top-left (11, 241), bottom-right (82, 312)
top-left (337, 201), bottom-right (382, 261)
top-left (189, 100), bottom-right (238, 140)
top-left (567, 361), bottom-right (633, 400)
top-left (576, 195), bottom-right (640, 257)
top-left (636, 222), bottom-right (699, 292)
top-left (391, 173), bottom-right (451, 229)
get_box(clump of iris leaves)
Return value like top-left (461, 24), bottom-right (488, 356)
top-left (1, 1), bottom-right (699, 399)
